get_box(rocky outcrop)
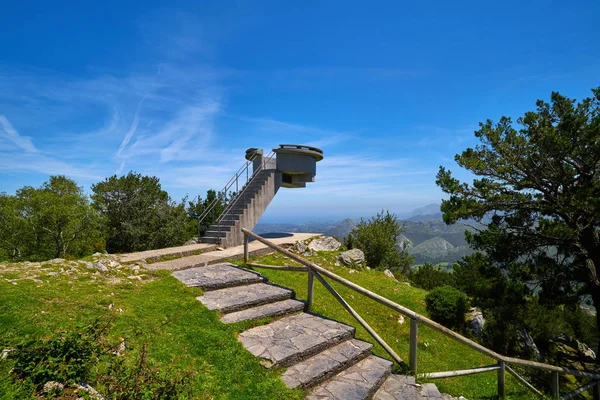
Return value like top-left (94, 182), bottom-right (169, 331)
top-left (516, 329), bottom-right (542, 361)
top-left (549, 334), bottom-right (598, 372)
top-left (468, 308), bottom-right (485, 337)
top-left (338, 249), bottom-right (365, 266)
top-left (308, 236), bottom-right (342, 252)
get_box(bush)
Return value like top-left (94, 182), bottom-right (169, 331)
top-left (410, 264), bottom-right (454, 290)
top-left (344, 210), bottom-right (413, 271)
top-left (91, 172), bottom-right (188, 253)
top-left (425, 286), bottom-right (470, 331)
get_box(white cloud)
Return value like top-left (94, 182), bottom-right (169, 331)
top-left (0, 115), bottom-right (38, 153)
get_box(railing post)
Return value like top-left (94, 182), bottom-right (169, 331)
top-left (551, 371), bottom-right (559, 399)
top-left (243, 233), bottom-right (249, 265)
top-left (410, 318), bottom-right (418, 376)
top-left (307, 270), bottom-right (314, 311)
top-left (497, 361), bottom-right (505, 398)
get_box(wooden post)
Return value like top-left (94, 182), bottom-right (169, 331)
top-left (410, 318), bottom-right (418, 376)
top-left (497, 361), bottom-right (505, 398)
top-left (243, 233), bottom-right (249, 265)
top-left (307, 270), bottom-right (314, 311)
top-left (551, 371), bottom-right (560, 399)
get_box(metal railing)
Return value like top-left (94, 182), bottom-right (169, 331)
top-left (241, 228), bottom-right (600, 400)
top-left (196, 152), bottom-right (274, 240)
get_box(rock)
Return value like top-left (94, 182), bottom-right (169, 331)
top-left (337, 249), bottom-right (365, 266)
top-left (468, 308), bottom-right (485, 337)
top-left (550, 334), bottom-right (597, 370)
top-left (1, 348), bottom-right (13, 360)
top-left (516, 328), bottom-right (541, 361)
top-left (48, 272), bottom-right (59, 277)
top-left (93, 262), bottom-right (109, 272)
top-left (84, 262), bottom-right (94, 269)
top-left (398, 315), bottom-right (405, 325)
top-left (50, 258), bottom-right (65, 264)
top-left (294, 241), bottom-right (313, 257)
top-left (185, 238), bottom-right (199, 245)
top-left (335, 261), bottom-right (340, 266)
top-left (383, 269), bottom-right (395, 279)
top-left (43, 381), bottom-right (64, 394)
top-left (308, 236), bottom-right (342, 252)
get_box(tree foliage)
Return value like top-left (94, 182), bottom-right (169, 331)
top-left (436, 88), bottom-right (600, 351)
top-left (91, 172), bottom-right (188, 253)
top-left (425, 285), bottom-right (469, 331)
top-left (0, 176), bottom-right (98, 260)
top-left (344, 210), bottom-right (413, 271)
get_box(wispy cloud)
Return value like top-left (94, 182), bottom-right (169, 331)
top-left (0, 115), bottom-right (38, 153)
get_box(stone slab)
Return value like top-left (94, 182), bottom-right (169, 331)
top-left (419, 383), bottom-right (443, 399)
top-left (374, 374), bottom-right (418, 400)
top-left (281, 339), bottom-right (372, 389)
top-left (173, 263), bottom-right (264, 290)
top-left (197, 283), bottom-right (293, 313)
top-left (221, 299), bottom-right (305, 323)
top-left (119, 243), bottom-right (217, 263)
top-left (144, 233), bottom-right (322, 271)
top-left (307, 355), bottom-right (392, 400)
top-left (238, 313), bottom-right (355, 368)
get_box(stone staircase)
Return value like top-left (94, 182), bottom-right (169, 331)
top-left (173, 262), bottom-right (460, 400)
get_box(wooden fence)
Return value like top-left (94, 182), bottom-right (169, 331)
top-left (242, 228), bottom-right (600, 399)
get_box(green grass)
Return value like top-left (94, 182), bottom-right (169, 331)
top-left (0, 259), bottom-right (303, 400)
top-left (234, 251), bottom-right (535, 400)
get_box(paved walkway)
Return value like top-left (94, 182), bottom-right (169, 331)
top-left (136, 233), bottom-right (321, 271)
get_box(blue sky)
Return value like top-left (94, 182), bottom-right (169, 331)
top-left (1, 1), bottom-right (599, 222)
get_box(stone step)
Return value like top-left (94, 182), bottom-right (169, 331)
top-left (221, 299), bottom-right (306, 323)
top-left (199, 236), bottom-right (220, 244)
top-left (197, 282), bottom-right (294, 313)
top-left (172, 263), bottom-right (265, 291)
top-left (204, 230), bottom-right (229, 237)
top-left (306, 355), bottom-right (393, 400)
top-left (419, 383), bottom-right (445, 399)
top-left (238, 313), bottom-right (355, 368)
top-left (373, 374), bottom-right (418, 400)
top-left (281, 339), bottom-right (373, 389)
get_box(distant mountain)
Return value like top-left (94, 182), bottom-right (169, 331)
top-left (324, 218), bottom-right (357, 239)
top-left (254, 209), bottom-right (483, 265)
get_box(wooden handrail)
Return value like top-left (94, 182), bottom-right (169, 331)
top-left (241, 229), bottom-right (600, 397)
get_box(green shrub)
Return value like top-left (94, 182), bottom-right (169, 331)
top-left (425, 286), bottom-right (470, 331)
top-left (344, 210), bottom-right (413, 272)
top-left (410, 264), bottom-right (454, 290)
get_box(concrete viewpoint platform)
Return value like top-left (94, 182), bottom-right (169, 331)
top-left (120, 233), bottom-right (321, 271)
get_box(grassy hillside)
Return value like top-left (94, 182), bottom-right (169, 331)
top-left (236, 251), bottom-right (533, 400)
top-left (0, 258), bottom-right (303, 400)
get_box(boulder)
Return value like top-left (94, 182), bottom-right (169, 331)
top-left (383, 269), bottom-right (395, 279)
top-left (516, 328), bottom-right (542, 361)
top-left (337, 249), bottom-right (365, 266)
top-left (184, 238), bottom-right (199, 245)
top-left (468, 308), bottom-right (485, 337)
top-left (549, 334), bottom-right (597, 371)
top-left (308, 236), bottom-right (342, 252)
top-left (294, 241), bottom-right (313, 257)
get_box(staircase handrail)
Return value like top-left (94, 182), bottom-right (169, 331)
top-left (241, 228), bottom-right (600, 400)
top-left (196, 152), bottom-right (262, 230)
top-left (216, 151), bottom-right (275, 224)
